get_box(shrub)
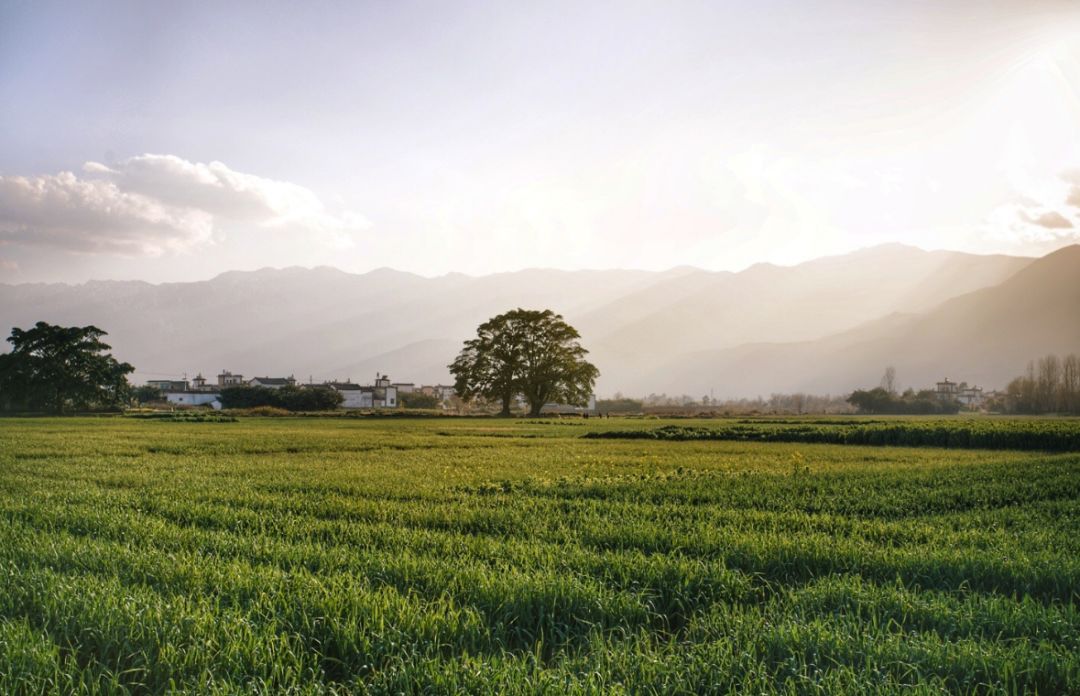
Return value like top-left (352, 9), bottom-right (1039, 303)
top-left (228, 406), bottom-right (292, 417)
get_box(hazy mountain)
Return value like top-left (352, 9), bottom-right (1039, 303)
top-left (652, 245), bottom-right (1080, 397)
top-left (581, 244), bottom-right (1031, 386)
top-left (0, 244), bottom-right (1053, 395)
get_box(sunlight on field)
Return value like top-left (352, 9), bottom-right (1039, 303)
top-left (0, 416), bottom-right (1077, 693)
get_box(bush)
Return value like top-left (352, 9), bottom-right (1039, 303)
top-left (228, 406), bottom-right (292, 417)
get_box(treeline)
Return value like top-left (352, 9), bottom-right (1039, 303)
top-left (218, 385), bottom-right (343, 411)
top-left (998, 354), bottom-right (1080, 414)
top-left (847, 388), bottom-right (960, 415)
top-left (596, 397), bottom-right (645, 413)
top-left (605, 392), bottom-right (853, 415)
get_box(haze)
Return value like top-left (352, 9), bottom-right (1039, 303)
top-left (3, 0), bottom-right (1080, 284)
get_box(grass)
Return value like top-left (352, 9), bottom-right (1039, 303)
top-left (0, 415), bottom-right (1077, 694)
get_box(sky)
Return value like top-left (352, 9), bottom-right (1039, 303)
top-left (2, 0), bottom-right (1080, 284)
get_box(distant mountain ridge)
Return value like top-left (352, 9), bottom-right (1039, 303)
top-left (2, 244), bottom-right (1069, 396)
top-left (649, 245), bottom-right (1080, 397)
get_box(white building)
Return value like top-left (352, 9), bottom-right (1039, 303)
top-left (958, 384), bottom-right (985, 408)
top-left (218, 371), bottom-right (245, 387)
top-left (328, 375), bottom-right (398, 409)
top-left (165, 392), bottom-right (222, 409)
top-left (328, 382), bottom-right (366, 408)
top-left (371, 374), bottom-right (398, 407)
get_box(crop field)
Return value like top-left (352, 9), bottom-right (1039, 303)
top-left (0, 416), bottom-right (1078, 694)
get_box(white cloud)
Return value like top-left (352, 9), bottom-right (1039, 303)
top-left (1021, 210), bottom-right (1073, 229)
top-left (0, 155), bottom-right (367, 256)
top-left (1065, 170), bottom-right (1080, 209)
top-left (0, 171), bottom-right (213, 255)
top-left (982, 167), bottom-right (1080, 247)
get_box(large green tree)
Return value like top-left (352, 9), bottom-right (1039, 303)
top-left (449, 309), bottom-right (599, 417)
top-left (0, 322), bottom-right (134, 413)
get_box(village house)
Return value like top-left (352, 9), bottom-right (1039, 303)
top-left (371, 374), bottom-right (398, 407)
top-left (935, 377), bottom-right (986, 408)
top-left (148, 374), bottom-right (222, 408)
top-left (326, 373), bottom-right (399, 409)
top-left (420, 384), bottom-right (456, 401)
top-left (935, 378), bottom-right (959, 401)
top-left (958, 383), bottom-right (985, 408)
top-left (217, 371), bottom-right (245, 387)
top-left (146, 369), bottom-right (418, 410)
top-left (326, 381), bottom-right (366, 408)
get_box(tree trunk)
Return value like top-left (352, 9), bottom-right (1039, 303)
top-left (499, 395), bottom-right (512, 417)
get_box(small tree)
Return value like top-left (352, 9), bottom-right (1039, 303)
top-left (848, 388), bottom-right (892, 414)
top-left (450, 308), bottom-right (599, 417)
top-left (0, 322), bottom-right (134, 413)
top-left (880, 366), bottom-right (897, 395)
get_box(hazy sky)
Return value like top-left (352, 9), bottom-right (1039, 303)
top-left (2, 0), bottom-right (1080, 283)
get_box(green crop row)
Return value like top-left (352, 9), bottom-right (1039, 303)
top-left (0, 416), bottom-right (1076, 694)
top-left (584, 419), bottom-right (1080, 451)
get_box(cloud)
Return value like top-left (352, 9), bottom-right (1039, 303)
top-left (1064, 170), bottom-right (1080, 208)
top-left (0, 155), bottom-right (367, 255)
top-left (983, 167), bottom-right (1080, 247)
top-left (0, 172), bottom-right (213, 255)
top-left (0, 258), bottom-right (18, 273)
top-left (1021, 210), bottom-right (1074, 229)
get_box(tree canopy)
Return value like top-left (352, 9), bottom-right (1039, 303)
top-left (449, 308), bottom-right (599, 416)
top-left (0, 322), bottom-right (134, 413)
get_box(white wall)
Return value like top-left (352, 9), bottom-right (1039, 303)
top-left (166, 392), bottom-right (221, 407)
top-left (338, 390), bottom-right (373, 409)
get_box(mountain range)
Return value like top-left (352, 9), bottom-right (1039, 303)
top-left (2, 244), bottom-right (1077, 397)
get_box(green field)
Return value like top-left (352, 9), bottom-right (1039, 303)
top-left (0, 416), bottom-right (1078, 694)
